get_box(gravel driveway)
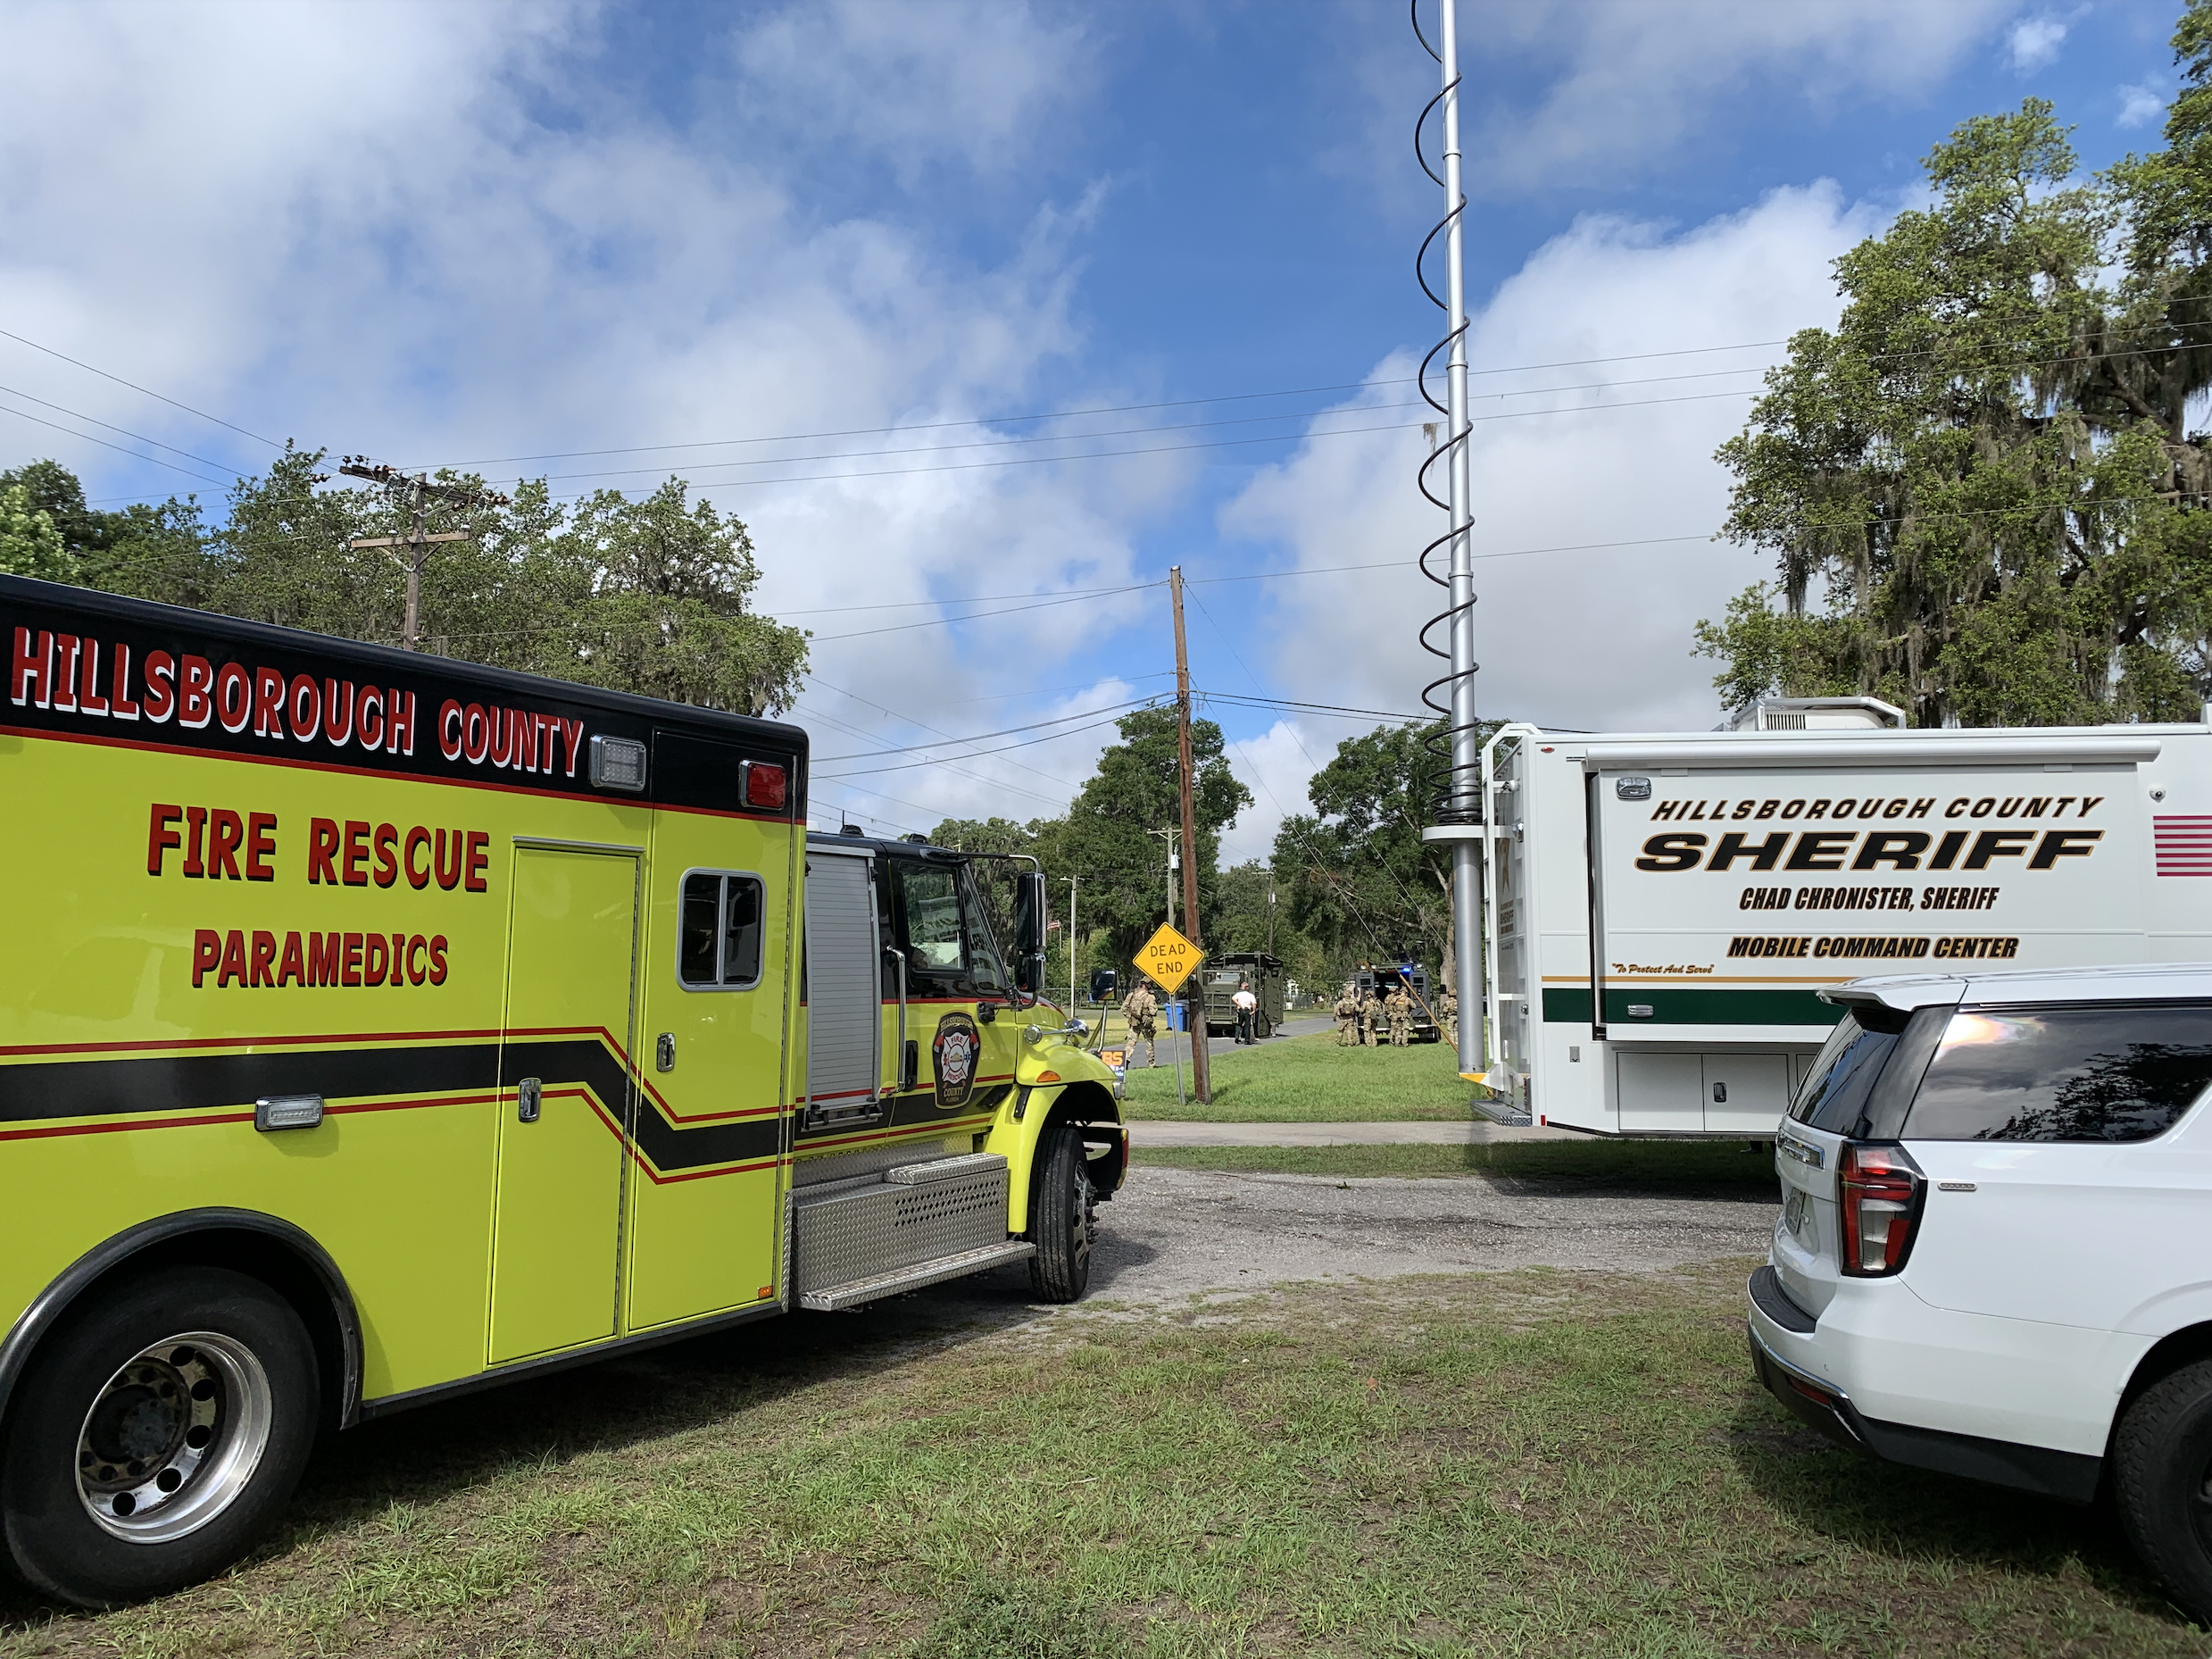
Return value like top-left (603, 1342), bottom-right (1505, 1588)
top-left (922, 1163), bottom-right (1780, 1317)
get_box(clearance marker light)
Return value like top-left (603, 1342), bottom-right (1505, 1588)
top-left (255, 1094), bottom-right (325, 1131)
top-left (742, 760), bottom-right (787, 810)
top-left (590, 734), bottom-right (647, 792)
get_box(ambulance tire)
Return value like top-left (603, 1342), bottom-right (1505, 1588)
top-left (1027, 1121), bottom-right (1094, 1305)
top-left (1, 1267), bottom-right (319, 1608)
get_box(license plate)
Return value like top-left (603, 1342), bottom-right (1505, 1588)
top-left (1783, 1188), bottom-right (1817, 1251)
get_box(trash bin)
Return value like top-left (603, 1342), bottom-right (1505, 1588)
top-left (1164, 1000), bottom-right (1188, 1031)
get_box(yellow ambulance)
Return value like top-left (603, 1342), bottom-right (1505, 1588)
top-left (0, 573), bottom-right (1126, 1605)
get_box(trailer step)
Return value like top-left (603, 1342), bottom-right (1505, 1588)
top-left (1470, 1096), bottom-right (1533, 1128)
top-left (799, 1241), bottom-right (1035, 1311)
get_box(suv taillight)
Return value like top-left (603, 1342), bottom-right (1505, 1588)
top-left (1838, 1141), bottom-right (1925, 1277)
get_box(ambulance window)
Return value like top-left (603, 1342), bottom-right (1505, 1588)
top-left (722, 878), bottom-right (763, 985)
top-left (678, 871), bottom-right (764, 989)
top-left (900, 865), bottom-right (969, 974)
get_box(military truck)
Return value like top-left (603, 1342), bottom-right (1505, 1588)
top-left (1200, 951), bottom-right (1286, 1038)
top-left (1356, 963), bottom-right (1441, 1042)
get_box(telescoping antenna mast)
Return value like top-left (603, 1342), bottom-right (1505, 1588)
top-left (1413, 0), bottom-right (1485, 1082)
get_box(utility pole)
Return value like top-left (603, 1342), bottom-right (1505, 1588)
top-left (1065, 876), bottom-right (1079, 1013)
top-left (1147, 827), bottom-right (1179, 930)
top-left (339, 458), bottom-right (509, 652)
top-left (1168, 565), bottom-right (1211, 1105)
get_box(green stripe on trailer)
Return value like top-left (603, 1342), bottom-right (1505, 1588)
top-left (1540, 987), bottom-right (1845, 1026)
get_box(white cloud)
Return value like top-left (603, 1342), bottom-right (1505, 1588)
top-left (0, 0), bottom-right (1162, 830)
top-left (1458, 0), bottom-right (2021, 192)
top-left (2118, 79), bottom-right (2167, 129)
top-left (730, 0), bottom-right (1091, 183)
top-left (1218, 182), bottom-right (1885, 818)
top-left (1215, 719), bottom-right (1332, 867)
top-left (2008, 16), bottom-right (2068, 72)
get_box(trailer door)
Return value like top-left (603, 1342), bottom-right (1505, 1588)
top-left (491, 844), bottom-right (640, 1363)
top-left (806, 849), bottom-right (881, 1121)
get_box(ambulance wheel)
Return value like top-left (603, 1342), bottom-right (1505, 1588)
top-left (1027, 1122), bottom-right (1094, 1304)
top-left (1, 1267), bottom-right (318, 1607)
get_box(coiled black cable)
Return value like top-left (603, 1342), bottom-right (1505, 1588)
top-left (1411, 0), bottom-right (1483, 828)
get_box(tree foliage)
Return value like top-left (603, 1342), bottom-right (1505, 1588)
top-left (930, 707), bottom-right (1252, 988)
top-left (0, 454), bottom-right (808, 716)
top-left (1271, 721), bottom-right (1479, 989)
top-left (1704, 45), bottom-right (2212, 727)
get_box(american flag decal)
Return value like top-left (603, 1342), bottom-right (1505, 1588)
top-left (2155, 816), bottom-right (2212, 876)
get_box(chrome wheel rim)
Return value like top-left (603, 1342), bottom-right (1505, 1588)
top-left (76, 1331), bottom-right (271, 1543)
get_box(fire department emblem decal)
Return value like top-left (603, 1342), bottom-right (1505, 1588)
top-left (932, 1013), bottom-right (979, 1109)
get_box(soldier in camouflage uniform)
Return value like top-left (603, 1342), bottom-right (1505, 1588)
top-left (1123, 980), bottom-right (1160, 1067)
top-left (1385, 984), bottom-right (1414, 1046)
top-left (1333, 984), bottom-right (1362, 1046)
top-left (1438, 988), bottom-right (1459, 1047)
top-left (1359, 988), bottom-right (1381, 1048)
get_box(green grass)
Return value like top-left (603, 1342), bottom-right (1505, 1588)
top-left (4, 1263), bottom-right (2194, 1657)
top-left (1133, 1137), bottom-right (1784, 1185)
top-left (1117, 1030), bottom-right (1473, 1121)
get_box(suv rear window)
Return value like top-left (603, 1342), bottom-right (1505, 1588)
top-left (1903, 1003), bottom-right (2212, 1143)
top-left (1789, 1010), bottom-right (1901, 1134)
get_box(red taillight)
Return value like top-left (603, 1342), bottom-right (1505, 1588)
top-left (1838, 1141), bottom-right (1925, 1277)
top-left (743, 762), bottom-right (787, 810)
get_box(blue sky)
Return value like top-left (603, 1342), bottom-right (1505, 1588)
top-left (0, 0), bottom-right (2192, 855)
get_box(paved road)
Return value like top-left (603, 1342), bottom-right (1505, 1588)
top-left (1132, 1119), bottom-right (1573, 1146)
top-left (1107, 1012), bottom-right (1341, 1065)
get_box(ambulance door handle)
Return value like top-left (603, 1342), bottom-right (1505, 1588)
top-left (1711, 1082), bottom-right (1727, 1104)
top-left (517, 1078), bottom-right (542, 1123)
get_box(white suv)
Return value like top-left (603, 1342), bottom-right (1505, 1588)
top-left (1749, 963), bottom-right (2212, 1619)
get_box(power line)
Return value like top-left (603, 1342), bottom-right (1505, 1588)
top-left (440, 362), bottom-right (1778, 491)
top-left (951, 671), bottom-right (1177, 704)
top-left (803, 671), bottom-right (1086, 796)
top-left (409, 338), bottom-right (1794, 473)
top-left (1200, 689), bottom-right (1433, 722)
top-left (0, 403), bottom-right (235, 488)
top-left (780, 582), bottom-right (1145, 617)
top-left (0, 384), bottom-right (249, 479)
top-left (0, 327), bottom-right (283, 449)
top-left (813, 696), bottom-right (1157, 763)
top-left (808, 583), bottom-right (1159, 642)
top-left (812, 707), bottom-right (1148, 781)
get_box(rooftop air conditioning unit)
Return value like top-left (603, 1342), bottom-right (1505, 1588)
top-left (1726, 696), bottom-right (1906, 733)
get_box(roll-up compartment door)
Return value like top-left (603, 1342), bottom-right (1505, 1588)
top-left (806, 853), bottom-right (879, 1113)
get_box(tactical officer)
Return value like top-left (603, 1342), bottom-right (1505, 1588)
top-left (1438, 987), bottom-right (1459, 1046)
top-left (1385, 983), bottom-right (1414, 1046)
top-left (1334, 983), bottom-right (1361, 1046)
top-left (1359, 987), bottom-right (1381, 1048)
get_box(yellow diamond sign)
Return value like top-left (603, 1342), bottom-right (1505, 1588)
top-left (1136, 923), bottom-right (1201, 997)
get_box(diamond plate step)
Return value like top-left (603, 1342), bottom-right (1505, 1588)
top-left (885, 1151), bottom-right (1006, 1185)
top-left (799, 1241), bottom-right (1036, 1312)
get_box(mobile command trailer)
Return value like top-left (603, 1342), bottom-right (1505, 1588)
top-left (1479, 699), bottom-right (2212, 1137)
top-left (0, 573), bottom-right (1125, 1606)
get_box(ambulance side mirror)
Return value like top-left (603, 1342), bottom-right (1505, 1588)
top-left (1014, 871), bottom-right (1049, 997)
